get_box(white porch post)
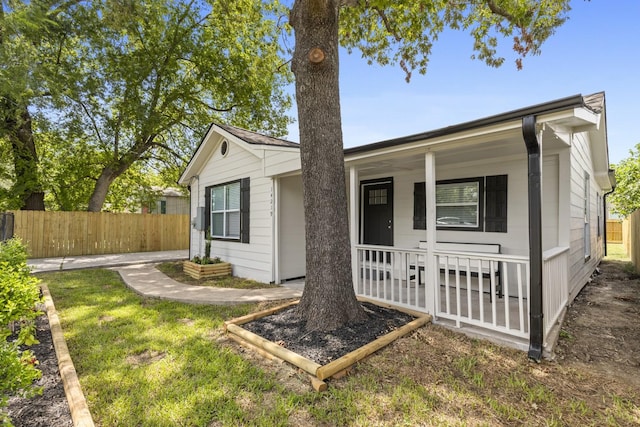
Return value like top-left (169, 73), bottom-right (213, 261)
top-left (349, 166), bottom-right (359, 288)
top-left (425, 151), bottom-right (437, 314)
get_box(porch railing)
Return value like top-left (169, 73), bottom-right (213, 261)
top-left (354, 244), bottom-right (530, 340)
top-left (434, 250), bottom-right (530, 339)
top-left (542, 246), bottom-right (569, 344)
top-left (354, 244), bottom-right (427, 312)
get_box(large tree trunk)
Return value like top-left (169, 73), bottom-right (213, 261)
top-left (290, 0), bottom-right (366, 331)
top-left (87, 167), bottom-right (118, 212)
top-left (1, 98), bottom-right (45, 210)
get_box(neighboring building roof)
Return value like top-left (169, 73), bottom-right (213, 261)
top-left (216, 123), bottom-right (299, 148)
top-left (150, 186), bottom-right (187, 197)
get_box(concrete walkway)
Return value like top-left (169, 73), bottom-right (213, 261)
top-left (28, 250), bottom-right (190, 273)
top-left (29, 250), bottom-right (303, 304)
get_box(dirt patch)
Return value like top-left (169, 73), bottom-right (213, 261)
top-left (554, 259), bottom-right (640, 389)
top-left (125, 349), bottom-right (167, 367)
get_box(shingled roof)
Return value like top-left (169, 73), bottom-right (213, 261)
top-left (217, 123), bottom-right (299, 148)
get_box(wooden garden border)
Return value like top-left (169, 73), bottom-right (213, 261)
top-left (224, 298), bottom-right (431, 391)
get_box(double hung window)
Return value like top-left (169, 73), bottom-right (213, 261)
top-left (211, 182), bottom-right (240, 238)
top-left (435, 178), bottom-right (482, 228)
top-left (206, 178), bottom-right (249, 242)
top-left (413, 175), bottom-right (506, 232)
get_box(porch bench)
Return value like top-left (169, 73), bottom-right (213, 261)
top-left (414, 242), bottom-right (502, 298)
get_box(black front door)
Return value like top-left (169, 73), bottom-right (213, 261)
top-left (361, 179), bottom-right (393, 246)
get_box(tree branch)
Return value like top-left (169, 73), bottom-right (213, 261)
top-left (364, 2), bottom-right (411, 79)
top-left (74, 98), bottom-right (106, 148)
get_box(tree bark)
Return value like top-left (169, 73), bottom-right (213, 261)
top-left (290, 0), bottom-right (366, 331)
top-left (87, 167), bottom-right (118, 212)
top-left (1, 98), bottom-right (45, 210)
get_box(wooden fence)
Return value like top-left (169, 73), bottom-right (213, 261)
top-left (8, 211), bottom-right (189, 258)
top-left (628, 211), bottom-right (640, 273)
top-left (606, 219), bottom-right (624, 243)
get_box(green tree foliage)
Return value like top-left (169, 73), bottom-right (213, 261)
top-left (339, 0), bottom-right (570, 80)
top-left (609, 144), bottom-right (640, 217)
top-left (52, 0), bottom-right (292, 211)
top-left (0, 239), bottom-right (43, 425)
top-left (0, 0), bottom-right (67, 210)
top-left (289, 0), bottom-right (571, 331)
top-left (1, 0), bottom-right (292, 212)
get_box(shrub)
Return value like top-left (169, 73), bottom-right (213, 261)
top-left (0, 238), bottom-right (43, 425)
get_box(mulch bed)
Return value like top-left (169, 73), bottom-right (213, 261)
top-left (6, 315), bottom-right (73, 427)
top-left (242, 302), bottom-right (415, 365)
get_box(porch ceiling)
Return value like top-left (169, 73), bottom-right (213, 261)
top-left (351, 134), bottom-right (524, 175)
top-left (349, 127), bottom-right (567, 176)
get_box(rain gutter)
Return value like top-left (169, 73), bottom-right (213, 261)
top-left (522, 115), bottom-right (543, 361)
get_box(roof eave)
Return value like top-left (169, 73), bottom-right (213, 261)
top-left (344, 94), bottom-right (587, 158)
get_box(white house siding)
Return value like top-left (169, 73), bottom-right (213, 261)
top-left (542, 154), bottom-right (560, 250)
top-left (366, 155), bottom-right (531, 258)
top-left (264, 150), bottom-right (301, 176)
top-left (567, 132), bottom-right (603, 300)
top-left (190, 137), bottom-right (274, 283)
top-left (278, 175), bottom-right (306, 281)
top-left (351, 155), bottom-right (530, 299)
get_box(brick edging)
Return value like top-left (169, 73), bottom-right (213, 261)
top-left (41, 284), bottom-right (95, 427)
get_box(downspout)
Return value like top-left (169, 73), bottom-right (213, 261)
top-left (603, 169), bottom-right (616, 256)
top-left (522, 115), bottom-right (543, 361)
top-left (186, 184), bottom-right (192, 259)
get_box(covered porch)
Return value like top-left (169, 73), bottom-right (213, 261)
top-left (352, 244), bottom-right (568, 350)
top-left (343, 118), bottom-right (571, 352)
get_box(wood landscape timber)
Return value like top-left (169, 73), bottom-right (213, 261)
top-left (182, 260), bottom-right (232, 279)
top-left (224, 299), bottom-right (431, 390)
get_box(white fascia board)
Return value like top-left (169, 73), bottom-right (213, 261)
top-left (344, 120), bottom-right (522, 164)
top-left (179, 124), bottom-right (277, 185)
top-left (536, 107), bottom-right (600, 128)
top-left (178, 124), bottom-right (219, 185)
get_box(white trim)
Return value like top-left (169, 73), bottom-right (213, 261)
top-left (425, 151), bottom-right (436, 315)
top-left (350, 167), bottom-right (359, 287)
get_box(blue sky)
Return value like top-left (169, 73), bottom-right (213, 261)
top-left (285, 0), bottom-right (639, 164)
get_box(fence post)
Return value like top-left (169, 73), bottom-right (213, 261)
top-left (0, 212), bottom-right (14, 241)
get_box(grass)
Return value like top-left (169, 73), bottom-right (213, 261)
top-left (605, 243), bottom-right (630, 261)
top-left (42, 269), bottom-right (639, 426)
top-left (157, 261), bottom-right (280, 289)
top-left (604, 243), bottom-right (638, 277)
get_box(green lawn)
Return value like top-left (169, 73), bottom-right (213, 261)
top-left (41, 269), bottom-right (639, 426)
top-left (605, 243), bottom-right (630, 261)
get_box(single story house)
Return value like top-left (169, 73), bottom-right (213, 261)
top-left (178, 92), bottom-right (614, 358)
top-left (141, 187), bottom-right (190, 215)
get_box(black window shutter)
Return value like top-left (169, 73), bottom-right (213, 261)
top-left (240, 178), bottom-right (250, 243)
top-left (413, 182), bottom-right (426, 230)
top-left (485, 175), bottom-right (507, 233)
top-left (204, 186), bottom-right (211, 236)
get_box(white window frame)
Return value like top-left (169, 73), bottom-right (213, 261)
top-left (435, 177), bottom-right (483, 231)
top-left (210, 181), bottom-right (241, 239)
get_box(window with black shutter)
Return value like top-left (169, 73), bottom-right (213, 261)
top-left (413, 175), bottom-right (507, 232)
top-left (485, 175), bottom-right (508, 233)
top-left (413, 182), bottom-right (426, 230)
top-left (204, 178), bottom-right (250, 242)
